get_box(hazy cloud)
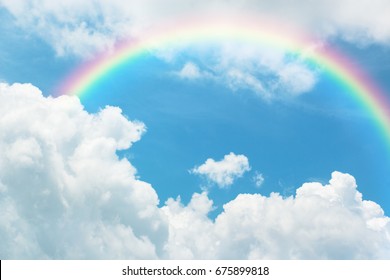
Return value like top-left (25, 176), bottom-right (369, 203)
top-left (2, 0), bottom-right (390, 58)
top-left (6, 0), bottom-right (385, 98)
top-left (225, 69), bottom-right (270, 99)
top-left (176, 62), bottom-right (203, 79)
top-left (253, 172), bottom-right (265, 188)
top-left (278, 63), bottom-right (318, 95)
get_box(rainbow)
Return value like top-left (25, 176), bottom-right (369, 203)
top-left (58, 17), bottom-right (390, 147)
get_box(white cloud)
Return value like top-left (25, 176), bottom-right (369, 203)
top-left (191, 153), bottom-right (251, 188)
top-left (162, 192), bottom-right (216, 259)
top-left (1, 83), bottom-right (390, 259)
top-left (6, 0), bottom-right (388, 99)
top-left (172, 45), bottom-right (317, 99)
top-left (253, 172), bottom-right (265, 188)
top-left (278, 63), bottom-right (318, 95)
top-left (5, 137), bottom-right (43, 168)
top-left (0, 83), bottom-right (167, 259)
top-left (2, 0), bottom-right (390, 58)
top-left (174, 43), bottom-right (319, 99)
top-left (225, 69), bottom-right (270, 99)
top-left (164, 171), bottom-right (390, 259)
top-left (176, 62), bottom-right (202, 79)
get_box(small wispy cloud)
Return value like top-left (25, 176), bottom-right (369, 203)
top-left (176, 62), bottom-right (202, 79)
top-left (253, 171), bottom-right (265, 188)
top-left (225, 68), bottom-right (271, 99)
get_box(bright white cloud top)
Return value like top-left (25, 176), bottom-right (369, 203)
top-left (191, 153), bottom-right (251, 188)
top-left (0, 83), bottom-right (164, 259)
top-left (1, 83), bottom-right (389, 259)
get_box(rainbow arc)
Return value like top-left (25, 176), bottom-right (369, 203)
top-left (58, 17), bottom-right (390, 149)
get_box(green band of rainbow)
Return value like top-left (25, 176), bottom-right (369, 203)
top-left (58, 17), bottom-right (390, 150)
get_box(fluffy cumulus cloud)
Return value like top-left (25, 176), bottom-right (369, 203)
top-left (191, 153), bottom-right (251, 188)
top-left (0, 83), bottom-right (167, 259)
top-left (163, 171), bottom-right (390, 259)
top-left (1, 83), bottom-right (390, 259)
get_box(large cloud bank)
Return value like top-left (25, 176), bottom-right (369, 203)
top-left (0, 83), bottom-right (166, 259)
top-left (1, 83), bottom-right (389, 259)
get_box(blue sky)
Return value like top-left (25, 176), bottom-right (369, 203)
top-left (83, 52), bottom-right (390, 210)
top-left (1, 0), bottom-right (390, 259)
